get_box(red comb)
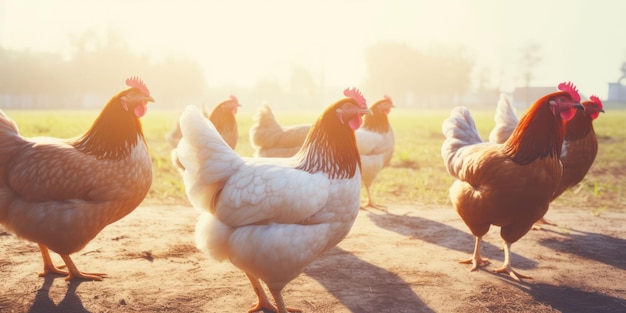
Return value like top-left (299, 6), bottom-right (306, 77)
top-left (589, 95), bottom-right (603, 108)
top-left (343, 87), bottom-right (367, 108)
top-left (383, 94), bottom-right (393, 103)
top-left (125, 76), bottom-right (150, 96)
top-left (557, 81), bottom-right (580, 102)
top-left (229, 95), bottom-right (239, 103)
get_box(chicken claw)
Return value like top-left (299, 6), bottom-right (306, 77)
top-left (460, 236), bottom-right (489, 271)
top-left (459, 256), bottom-right (490, 271)
top-left (360, 202), bottom-right (387, 212)
top-left (493, 241), bottom-right (532, 282)
top-left (493, 265), bottom-right (532, 282)
top-left (532, 217), bottom-right (557, 230)
top-left (60, 254), bottom-right (107, 281)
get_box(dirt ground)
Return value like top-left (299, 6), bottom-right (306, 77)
top-left (1, 203), bottom-right (625, 313)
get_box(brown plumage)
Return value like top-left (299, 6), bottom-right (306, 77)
top-left (0, 78), bottom-right (154, 280)
top-left (489, 95), bottom-right (605, 226)
top-left (167, 97), bottom-right (240, 172)
top-left (441, 83), bottom-right (583, 281)
top-left (552, 98), bottom-right (604, 199)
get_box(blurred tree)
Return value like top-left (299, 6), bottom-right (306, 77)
top-left (519, 41), bottom-right (542, 104)
top-left (363, 41), bottom-right (474, 108)
top-left (0, 29), bottom-right (208, 109)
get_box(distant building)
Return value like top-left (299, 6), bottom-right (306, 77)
top-left (607, 83), bottom-right (626, 102)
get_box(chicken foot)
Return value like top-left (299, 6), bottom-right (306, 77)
top-left (59, 254), bottom-right (107, 281)
top-left (38, 244), bottom-right (68, 277)
top-left (459, 236), bottom-right (490, 271)
top-left (360, 188), bottom-right (387, 211)
top-left (245, 273), bottom-right (301, 313)
top-left (493, 241), bottom-right (532, 282)
top-left (532, 217), bottom-right (557, 230)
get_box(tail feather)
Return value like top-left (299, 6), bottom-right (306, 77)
top-left (249, 105), bottom-right (310, 157)
top-left (441, 106), bottom-right (484, 177)
top-left (488, 93), bottom-right (518, 144)
top-left (177, 105), bottom-right (243, 213)
top-left (249, 105), bottom-right (282, 149)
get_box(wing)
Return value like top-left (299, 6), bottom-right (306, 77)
top-left (216, 162), bottom-right (330, 226)
top-left (178, 105), bottom-right (330, 227)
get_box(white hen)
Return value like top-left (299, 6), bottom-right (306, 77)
top-left (177, 88), bottom-right (371, 313)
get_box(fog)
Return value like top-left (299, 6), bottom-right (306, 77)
top-left (1, 0), bottom-right (625, 110)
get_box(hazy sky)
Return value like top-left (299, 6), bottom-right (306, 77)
top-left (1, 0), bottom-right (625, 98)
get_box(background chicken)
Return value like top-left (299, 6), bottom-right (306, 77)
top-left (248, 104), bottom-right (310, 158)
top-left (166, 95), bottom-right (240, 172)
top-left (355, 95), bottom-right (395, 209)
top-left (441, 82), bottom-right (582, 281)
top-left (0, 77), bottom-right (154, 281)
top-left (489, 93), bottom-right (604, 226)
top-left (249, 96), bottom-right (395, 209)
top-left (177, 88), bottom-right (371, 313)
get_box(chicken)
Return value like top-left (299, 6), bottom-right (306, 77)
top-left (248, 104), bottom-right (310, 158)
top-left (489, 93), bottom-right (605, 226)
top-left (177, 88), bottom-right (371, 313)
top-left (0, 77), bottom-right (154, 281)
top-left (249, 96), bottom-right (395, 210)
top-left (167, 96), bottom-right (240, 171)
top-left (355, 95), bottom-right (395, 209)
top-left (553, 95), bottom-right (604, 198)
top-left (441, 82), bottom-right (583, 281)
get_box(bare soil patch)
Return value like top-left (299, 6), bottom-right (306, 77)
top-left (1, 204), bottom-right (625, 312)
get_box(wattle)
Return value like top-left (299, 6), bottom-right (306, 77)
top-left (560, 108), bottom-right (575, 121)
top-left (135, 104), bottom-right (148, 117)
top-left (349, 115), bottom-right (362, 130)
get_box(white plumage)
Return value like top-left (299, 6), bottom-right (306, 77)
top-left (177, 95), bottom-right (369, 312)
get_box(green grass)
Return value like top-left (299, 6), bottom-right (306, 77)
top-left (4, 108), bottom-right (626, 212)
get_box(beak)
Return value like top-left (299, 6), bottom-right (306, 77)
top-left (363, 108), bottom-right (373, 115)
top-left (599, 108), bottom-right (605, 113)
top-left (146, 95), bottom-right (155, 103)
top-left (573, 103), bottom-right (584, 111)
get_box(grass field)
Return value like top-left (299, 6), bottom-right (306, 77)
top-left (5, 107), bottom-right (625, 215)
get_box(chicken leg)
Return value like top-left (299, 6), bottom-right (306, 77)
top-left (459, 236), bottom-right (490, 271)
top-left (38, 244), bottom-right (68, 277)
top-left (360, 187), bottom-right (386, 211)
top-left (493, 241), bottom-right (532, 282)
top-left (59, 254), bottom-right (107, 281)
top-left (245, 273), bottom-right (301, 313)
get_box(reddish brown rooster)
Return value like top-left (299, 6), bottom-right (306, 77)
top-left (0, 77), bottom-right (154, 281)
top-left (552, 95), bottom-right (605, 196)
top-left (489, 94), bottom-right (605, 227)
top-left (441, 82), bottom-right (583, 281)
top-left (167, 96), bottom-right (240, 172)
